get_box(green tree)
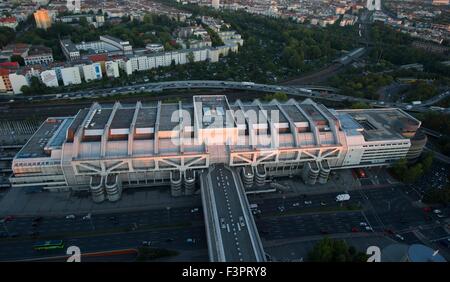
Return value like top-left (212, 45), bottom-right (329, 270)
top-left (421, 152), bottom-right (434, 172)
top-left (0, 27), bottom-right (15, 48)
top-left (308, 237), bottom-right (368, 262)
top-left (10, 55), bottom-right (25, 66)
top-left (187, 51), bottom-right (195, 64)
top-left (263, 92), bottom-right (288, 102)
top-left (350, 102), bottom-right (371, 109)
top-left (423, 187), bottom-right (450, 205)
top-left (404, 163), bottom-right (423, 184)
top-left (392, 158), bottom-right (408, 179)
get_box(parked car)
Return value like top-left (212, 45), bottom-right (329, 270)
top-left (65, 214), bottom-right (75, 219)
top-left (384, 229), bottom-right (395, 235)
top-left (220, 218), bottom-right (226, 229)
top-left (239, 216), bottom-right (245, 227)
top-left (395, 234), bottom-right (405, 241)
top-left (423, 207), bottom-right (432, 213)
top-left (141, 241), bottom-right (152, 246)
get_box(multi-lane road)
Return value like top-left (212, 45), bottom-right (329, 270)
top-left (203, 165), bottom-right (265, 262)
top-left (1, 80), bottom-right (447, 114)
top-left (1, 182), bottom-right (447, 261)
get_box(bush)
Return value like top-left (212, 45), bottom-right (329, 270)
top-left (136, 247), bottom-right (178, 261)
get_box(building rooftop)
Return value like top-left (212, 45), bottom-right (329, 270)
top-left (60, 39), bottom-right (78, 53)
top-left (281, 104), bottom-right (308, 123)
top-left (16, 117), bottom-right (70, 159)
top-left (299, 104), bottom-right (327, 124)
top-left (14, 98), bottom-right (424, 160)
top-left (27, 45), bottom-right (52, 56)
top-left (135, 107), bottom-right (158, 129)
top-left (159, 104), bottom-right (180, 131)
top-left (337, 108), bottom-right (421, 141)
top-left (89, 108), bottom-right (112, 130)
top-left (194, 95), bottom-right (234, 129)
top-left (110, 108), bottom-right (135, 129)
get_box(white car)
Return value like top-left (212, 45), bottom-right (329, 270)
top-left (365, 226), bottom-right (373, 231)
top-left (292, 202), bottom-right (300, 207)
top-left (239, 216), bottom-right (245, 227)
top-left (191, 208), bottom-right (199, 213)
top-left (220, 218), bottom-right (226, 229)
top-left (82, 213), bottom-right (91, 220)
top-left (359, 222), bottom-right (368, 227)
top-left (395, 234), bottom-right (405, 241)
top-left (65, 214), bottom-right (75, 219)
top-left (252, 209), bottom-right (261, 215)
top-left (142, 241), bottom-right (152, 246)
top-left (433, 209), bottom-right (442, 214)
top-left (304, 201), bottom-right (312, 205)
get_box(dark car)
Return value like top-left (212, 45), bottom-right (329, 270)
top-left (28, 231), bottom-right (39, 238)
top-left (165, 238), bottom-right (174, 243)
top-left (423, 207), bottom-right (432, 213)
top-left (384, 229), bottom-right (395, 235)
top-left (438, 239), bottom-right (450, 248)
top-left (32, 216), bottom-right (43, 222)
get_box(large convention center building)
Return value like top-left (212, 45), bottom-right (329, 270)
top-left (10, 95), bottom-right (427, 202)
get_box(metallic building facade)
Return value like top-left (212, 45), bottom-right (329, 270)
top-left (11, 95), bottom-right (426, 202)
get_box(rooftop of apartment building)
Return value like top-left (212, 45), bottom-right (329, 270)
top-left (27, 45), bottom-right (53, 57)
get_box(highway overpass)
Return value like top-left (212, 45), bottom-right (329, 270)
top-left (201, 165), bottom-right (266, 262)
top-left (1, 80), bottom-right (448, 114)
